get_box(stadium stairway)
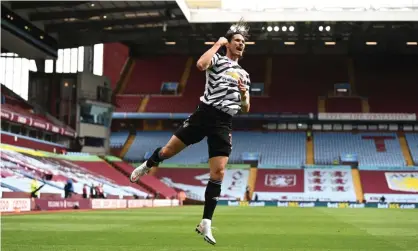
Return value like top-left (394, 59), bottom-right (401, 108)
top-left (398, 132), bottom-right (414, 166)
top-left (178, 57), bottom-right (194, 94)
top-left (351, 169), bottom-right (364, 202)
top-left (361, 98), bottom-right (370, 113)
top-left (306, 136), bottom-right (314, 165)
top-left (138, 95), bottom-right (150, 112)
top-left (246, 167), bottom-right (258, 200)
top-left (115, 57), bottom-right (136, 95)
top-left (119, 133), bottom-right (136, 159)
top-left (318, 97), bottom-right (326, 112)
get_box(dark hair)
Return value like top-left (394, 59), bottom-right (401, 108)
top-left (225, 19), bottom-right (250, 42)
top-left (225, 31), bottom-right (249, 43)
top-left (220, 19), bottom-right (250, 56)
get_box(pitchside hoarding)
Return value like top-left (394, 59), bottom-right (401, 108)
top-left (0, 199), bottom-right (181, 212)
top-left (0, 198), bottom-right (31, 212)
top-left (219, 200), bottom-right (418, 209)
top-left (34, 199), bottom-right (92, 210)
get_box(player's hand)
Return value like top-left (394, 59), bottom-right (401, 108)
top-left (217, 37), bottom-right (228, 46)
top-left (238, 78), bottom-right (247, 95)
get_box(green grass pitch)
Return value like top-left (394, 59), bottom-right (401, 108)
top-left (2, 206), bottom-right (418, 251)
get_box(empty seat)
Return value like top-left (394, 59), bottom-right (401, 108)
top-left (405, 133), bottom-right (418, 165)
top-left (314, 132), bottom-right (406, 167)
top-left (110, 132), bottom-right (129, 148)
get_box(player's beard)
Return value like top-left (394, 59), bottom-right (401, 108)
top-left (231, 48), bottom-right (243, 58)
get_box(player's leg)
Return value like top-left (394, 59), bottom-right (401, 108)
top-left (130, 115), bottom-right (205, 182)
top-left (196, 126), bottom-right (232, 245)
top-left (146, 135), bottom-right (187, 167)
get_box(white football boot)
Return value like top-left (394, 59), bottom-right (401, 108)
top-left (130, 161), bottom-right (151, 183)
top-left (195, 219), bottom-right (216, 245)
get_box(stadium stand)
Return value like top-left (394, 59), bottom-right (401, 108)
top-left (355, 56), bottom-right (418, 114)
top-left (72, 159), bottom-right (148, 193)
top-left (1, 131), bottom-right (67, 153)
top-left (129, 55), bottom-right (349, 114)
top-left (360, 170), bottom-right (418, 202)
top-left (124, 56), bottom-right (188, 94)
top-left (143, 57), bottom-right (205, 113)
top-left (113, 55), bottom-right (418, 115)
top-left (230, 132), bottom-right (306, 166)
top-left (115, 55), bottom-right (353, 114)
top-left (252, 167), bottom-right (357, 202)
top-left (145, 96), bottom-right (200, 113)
top-left (269, 56), bottom-right (348, 113)
top-left (110, 131), bottom-right (129, 149)
top-left (124, 131), bottom-right (306, 166)
top-left (156, 167), bottom-right (250, 201)
top-left (314, 132), bottom-right (406, 167)
top-left (1, 103), bottom-right (73, 134)
top-left (103, 43), bottom-right (130, 90)
top-left (114, 95), bottom-right (143, 112)
top-left (406, 133), bottom-right (418, 165)
top-left (325, 97), bottom-right (363, 113)
top-left (103, 156), bottom-right (177, 199)
top-left (125, 131), bottom-right (172, 162)
top-left (0, 144), bottom-right (149, 198)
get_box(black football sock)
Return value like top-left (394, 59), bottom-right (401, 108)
top-left (202, 179), bottom-right (222, 220)
top-left (146, 147), bottom-right (164, 168)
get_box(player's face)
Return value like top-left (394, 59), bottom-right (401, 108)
top-left (227, 34), bottom-right (245, 57)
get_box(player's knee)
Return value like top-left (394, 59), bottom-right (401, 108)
top-left (211, 166), bottom-right (225, 180)
top-left (160, 147), bottom-right (175, 159)
top-left (217, 168), bottom-right (225, 179)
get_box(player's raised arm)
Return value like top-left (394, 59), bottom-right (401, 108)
top-left (196, 37), bottom-right (228, 71)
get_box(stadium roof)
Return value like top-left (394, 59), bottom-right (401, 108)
top-left (177, 0), bottom-right (418, 23)
top-left (3, 1), bottom-right (418, 56)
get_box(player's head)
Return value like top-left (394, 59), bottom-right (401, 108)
top-left (225, 20), bottom-right (249, 59)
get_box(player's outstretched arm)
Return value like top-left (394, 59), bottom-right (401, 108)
top-left (196, 37), bottom-right (228, 71)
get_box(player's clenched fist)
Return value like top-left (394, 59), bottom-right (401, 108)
top-left (238, 78), bottom-right (247, 95)
top-left (216, 37), bottom-right (228, 46)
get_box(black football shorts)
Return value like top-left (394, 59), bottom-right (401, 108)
top-left (174, 102), bottom-right (232, 158)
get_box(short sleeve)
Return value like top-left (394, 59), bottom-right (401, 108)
top-left (211, 53), bottom-right (220, 67)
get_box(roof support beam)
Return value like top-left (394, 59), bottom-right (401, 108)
top-left (11, 1), bottom-right (89, 10)
top-left (29, 3), bottom-right (179, 21)
top-left (46, 15), bottom-right (185, 33)
top-left (57, 26), bottom-right (195, 47)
